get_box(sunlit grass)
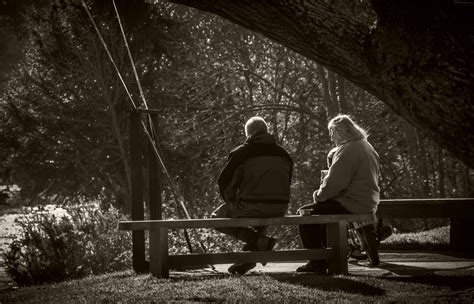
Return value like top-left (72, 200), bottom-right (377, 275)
top-left (381, 226), bottom-right (450, 250)
top-left (1, 225), bottom-right (473, 303)
top-left (2, 269), bottom-right (473, 303)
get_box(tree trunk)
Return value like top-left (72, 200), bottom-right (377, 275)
top-left (438, 147), bottom-right (446, 197)
top-left (170, 0), bottom-right (474, 168)
top-left (336, 75), bottom-right (347, 114)
top-left (317, 65), bottom-right (336, 118)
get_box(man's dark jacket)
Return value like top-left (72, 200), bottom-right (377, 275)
top-left (218, 132), bottom-right (293, 204)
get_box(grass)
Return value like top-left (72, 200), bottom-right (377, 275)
top-left (380, 226), bottom-right (450, 250)
top-left (1, 269), bottom-right (473, 303)
top-left (0, 215), bottom-right (470, 303)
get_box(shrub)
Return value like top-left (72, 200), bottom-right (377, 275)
top-left (2, 203), bottom-right (131, 286)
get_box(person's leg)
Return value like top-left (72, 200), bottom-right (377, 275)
top-left (211, 203), bottom-right (259, 245)
top-left (298, 200), bottom-right (351, 249)
top-left (242, 226), bottom-right (269, 251)
top-left (298, 203), bottom-right (325, 249)
top-left (297, 199), bottom-right (351, 273)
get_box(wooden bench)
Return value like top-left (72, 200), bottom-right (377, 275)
top-left (119, 213), bottom-right (375, 278)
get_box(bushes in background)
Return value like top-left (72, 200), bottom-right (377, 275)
top-left (2, 203), bottom-right (131, 286)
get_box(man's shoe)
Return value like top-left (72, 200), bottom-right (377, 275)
top-left (349, 249), bottom-right (368, 261)
top-left (296, 261), bottom-right (328, 274)
top-left (228, 262), bottom-right (257, 275)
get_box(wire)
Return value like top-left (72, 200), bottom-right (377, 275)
top-left (112, 0), bottom-right (149, 109)
top-left (110, 0), bottom-right (191, 220)
top-left (82, 0), bottom-right (209, 256)
top-left (81, 0), bottom-right (138, 109)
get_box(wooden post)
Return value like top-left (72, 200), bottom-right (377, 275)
top-left (150, 227), bottom-right (169, 278)
top-left (450, 218), bottom-right (474, 252)
top-left (327, 220), bottom-right (348, 275)
top-left (148, 114), bottom-right (162, 221)
top-left (129, 111), bottom-right (147, 273)
top-left (147, 113), bottom-right (164, 275)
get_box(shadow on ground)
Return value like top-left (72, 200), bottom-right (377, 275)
top-left (269, 273), bottom-right (386, 296)
top-left (373, 262), bottom-right (474, 291)
top-left (166, 268), bottom-right (386, 296)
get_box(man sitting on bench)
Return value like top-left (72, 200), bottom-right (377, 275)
top-left (211, 116), bottom-right (293, 275)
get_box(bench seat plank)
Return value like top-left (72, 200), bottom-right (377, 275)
top-left (377, 199), bottom-right (474, 218)
top-left (119, 214), bottom-right (375, 231)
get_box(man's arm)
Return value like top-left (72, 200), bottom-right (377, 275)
top-left (217, 147), bottom-right (245, 202)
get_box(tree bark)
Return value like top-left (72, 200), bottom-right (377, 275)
top-left (170, 0), bottom-right (474, 168)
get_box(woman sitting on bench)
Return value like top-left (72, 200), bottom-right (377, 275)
top-left (297, 114), bottom-right (381, 274)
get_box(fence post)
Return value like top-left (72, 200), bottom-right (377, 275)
top-left (450, 218), bottom-right (474, 252)
top-left (148, 113), bottom-right (162, 221)
top-left (129, 110), bottom-right (147, 273)
top-left (147, 113), bottom-right (165, 275)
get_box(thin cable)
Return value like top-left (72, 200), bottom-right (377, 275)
top-left (112, 0), bottom-right (149, 110)
top-left (81, 0), bottom-right (138, 109)
top-left (84, 0), bottom-right (208, 256)
top-left (84, 0), bottom-right (188, 217)
top-left (111, 0), bottom-right (192, 220)
top-left (83, 0), bottom-right (194, 252)
top-left (112, 3), bottom-right (213, 257)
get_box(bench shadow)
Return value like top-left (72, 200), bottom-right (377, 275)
top-left (267, 273), bottom-right (385, 296)
top-left (378, 263), bottom-right (474, 291)
top-left (167, 269), bottom-right (385, 296)
top-left (350, 260), bottom-right (474, 291)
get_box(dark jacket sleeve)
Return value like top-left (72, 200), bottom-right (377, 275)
top-left (217, 146), bottom-right (246, 202)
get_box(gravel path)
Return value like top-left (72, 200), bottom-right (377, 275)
top-left (0, 211), bottom-right (20, 290)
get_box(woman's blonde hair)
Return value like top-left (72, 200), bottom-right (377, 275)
top-left (328, 114), bottom-right (367, 143)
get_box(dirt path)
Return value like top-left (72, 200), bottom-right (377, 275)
top-left (0, 211), bottom-right (20, 290)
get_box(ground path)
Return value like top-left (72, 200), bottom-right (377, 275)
top-left (171, 250), bottom-right (474, 278)
top-left (0, 249), bottom-right (473, 291)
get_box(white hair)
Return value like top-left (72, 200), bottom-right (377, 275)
top-left (328, 114), bottom-right (367, 144)
top-left (244, 116), bottom-right (268, 137)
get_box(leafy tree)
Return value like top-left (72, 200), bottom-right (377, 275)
top-left (0, 0), bottom-right (187, 206)
top-left (0, 1), bottom-right (470, 241)
top-left (169, 0), bottom-right (474, 169)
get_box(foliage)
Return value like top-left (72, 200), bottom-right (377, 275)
top-left (0, 0), bottom-right (188, 206)
top-left (0, 0), bottom-right (471, 234)
top-left (2, 203), bottom-right (131, 286)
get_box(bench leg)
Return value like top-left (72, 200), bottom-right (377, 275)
top-left (132, 231), bottom-right (147, 273)
top-left (150, 227), bottom-right (169, 278)
top-left (327, 221), bottom-right (348, 275)
top-left (357, 225), bottom-right (380, 267)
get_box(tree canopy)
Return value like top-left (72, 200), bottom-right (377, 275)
top-left (170, 0), bottom-right (474, 168)
top-left (0, 0), bottom-right (471, 213)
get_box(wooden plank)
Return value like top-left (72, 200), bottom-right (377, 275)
top-left (377, 198), bottom-right (474, 218)
top-left (168, 249), bottom-right (331, 267)
top-left (150, 227), bottom-right (169, 278)
top-left (326, 221), bottom-right (348, 275)
top-left (380, 198), bottom-right (474, 204)
top-left (119, 214), bottom-right (375, 231)
top-left (147, 114), bottom-right (162, 221)
top-left (129, 111), bottom-right (146, 273)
